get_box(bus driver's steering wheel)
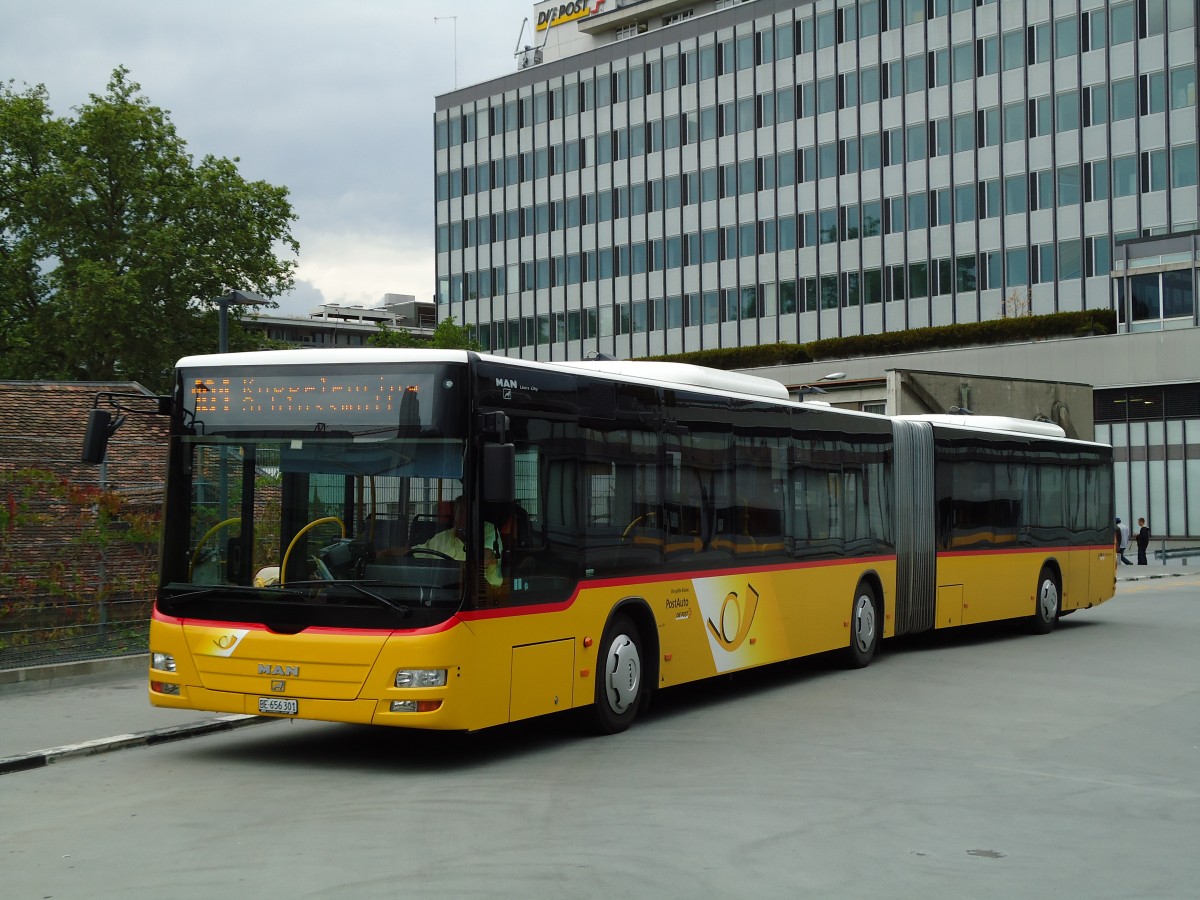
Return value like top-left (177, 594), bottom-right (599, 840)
top-left (407, 546), bottom-right (456, 561)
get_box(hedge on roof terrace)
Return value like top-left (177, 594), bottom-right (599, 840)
top-left (644, 310), bottom-right (1117, 371)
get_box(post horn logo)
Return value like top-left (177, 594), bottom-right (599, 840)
top-left (706, 583), bottom-right (760, 652)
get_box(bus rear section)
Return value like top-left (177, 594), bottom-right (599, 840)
top-left (890, 415), bottom-right (1115, 639)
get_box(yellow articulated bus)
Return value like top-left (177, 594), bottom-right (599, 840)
top-left (88, 349), bottom-right (1115, 734)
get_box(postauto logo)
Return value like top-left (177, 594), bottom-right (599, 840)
top-left (536, 0), bottom-right (607, 31)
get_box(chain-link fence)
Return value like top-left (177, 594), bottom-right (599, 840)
top-left (0, 597), bottom-right (153, 669)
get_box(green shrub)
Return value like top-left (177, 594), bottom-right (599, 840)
top-left (647, 310), bottom-right (1116, 370)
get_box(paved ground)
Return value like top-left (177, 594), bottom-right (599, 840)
top-left (1, 559), bottom-right (1195, 773)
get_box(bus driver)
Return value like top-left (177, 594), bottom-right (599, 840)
top-left (416, 496), bottom-right (503, 587)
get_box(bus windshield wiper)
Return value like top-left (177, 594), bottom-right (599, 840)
top-left (162, 584), bottom-right (307, 604)
top-left (285, 580), bottom-right (412, 617)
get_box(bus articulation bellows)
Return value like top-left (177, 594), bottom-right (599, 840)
top-left (87, 349), bottom-right (1114, 734)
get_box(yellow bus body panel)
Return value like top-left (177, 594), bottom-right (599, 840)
top-left (148, 549), bottom-right (1112, 732)
top-left (934, 546), bottom-right (1114, 628)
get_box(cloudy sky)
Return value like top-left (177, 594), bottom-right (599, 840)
top-left (2, 1), bottom-right (530, 315)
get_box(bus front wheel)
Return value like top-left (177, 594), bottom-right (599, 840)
top-left (1028, 566), bottom-right (1060, 635)
top-left (845, 582), bottom-right (880, 669)
top-left (590, 613), bottom-right (643, 734)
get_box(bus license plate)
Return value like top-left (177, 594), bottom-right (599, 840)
top-left (258, 697), bottom-right (298, 715)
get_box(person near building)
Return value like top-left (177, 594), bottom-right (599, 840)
top-left (1136, 517), bottom-right (1150, 566)
top-left (1115, 518), bottom-right (1132, 565)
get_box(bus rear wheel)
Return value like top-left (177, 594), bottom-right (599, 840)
top-left (590, 613), bottom-right (643, 734)
top-left (845, 582), bottom-right (880, 669)
top-left (1028, 566), bottom-right (1060, 634)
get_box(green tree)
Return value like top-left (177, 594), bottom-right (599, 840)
top-left (368, 315), bottom-right (482, 351)
top-left (0, 68), bottom-right (298, 391)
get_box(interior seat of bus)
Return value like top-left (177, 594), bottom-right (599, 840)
top-left (408, 509), bottom-right (450, 547)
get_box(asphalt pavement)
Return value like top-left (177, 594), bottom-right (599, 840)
top-left (2, 558), bottom-right (1195, 775)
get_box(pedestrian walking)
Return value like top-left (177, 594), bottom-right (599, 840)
top-left (1136, 517), bottom-right (1150, 565)
top-left (1116, 518), bottom-right (1132, 565)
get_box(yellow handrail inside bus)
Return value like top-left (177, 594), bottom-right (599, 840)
top-left (189, 517), bottom-right (241, 580)
top-left (280, 516), bottom-right (346, 585)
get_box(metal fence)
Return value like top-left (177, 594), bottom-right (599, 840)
top-left (0, 430), bottom-right (164, 672)
top-left (0, 596), bottom-right (152, 670)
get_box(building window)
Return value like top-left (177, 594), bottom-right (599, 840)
top-left (1170, 0), bottom-right (1196, 30)
top-left (1173, 144), bottom-right (1200, 187)
top-left (1171, 65), bottom-right (1197, 108)
top-left (1111, 2), bottom-right (1136, 44)
top-left (1113, 154), bottom-right (1139, 196)
top-left (1141, 72), bottom-right (1167, 115)
top-left (1058, 165), bottom-right (1082, 205)
top-left (1002, 30), bottom-right (1024, 70)
top-left (1141, 149), bottom-right (1169, 193)
top-left (1082, 8), bottom-right (1108, 50)
top-left (1054, 15), bottom-right (1079, 58)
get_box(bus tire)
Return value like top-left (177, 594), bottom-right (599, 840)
top-left (590, 613), bottom-right (643, 734)
top-left (1029, 566), bottom-right (1060, 635)
top-left (845, 582), bottom-right (880, 669)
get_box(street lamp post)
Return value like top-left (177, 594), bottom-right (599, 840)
top-left (216, 289), bottom-right (262, 353)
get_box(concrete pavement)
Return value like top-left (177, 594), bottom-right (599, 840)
top-left (0, 656), bottom-right (269, 774)
top-left (2, 557), bottom-right (1195, 775)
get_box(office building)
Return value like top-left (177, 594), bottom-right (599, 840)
top-left (435, 0), bottom-right (1199, 360)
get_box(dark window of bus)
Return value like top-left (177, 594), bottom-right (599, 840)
top-left (728, 400), bottom-right (789, 563)
top-left (1027, 454), bottom-right (1069, 545)
top-left (665, 391), bottom-right (733, 569)
top-left (790, 411), bottom-right (845, 560)
top-left (935, 437), bottom-right (1026, 551)
top-left (491, 413), bottom-right (580, 605)
top-left (580, 382), bottom-right (663, 577)
top-left (840, 426), bottom-right (894, 556)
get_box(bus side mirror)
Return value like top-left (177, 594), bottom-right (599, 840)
top-left (481, 443), bottom-right (516, 504)
top-left (82, 409), bottom-right (122, 464)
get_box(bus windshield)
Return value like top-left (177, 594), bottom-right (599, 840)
top-left (157, 361), bottom-right (481, 629)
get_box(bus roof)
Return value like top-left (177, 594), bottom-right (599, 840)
top-left (174, 350), bottom-right (1112, 446)
top-left (175, 348), bottom-right (472, 369)
top-left (897, 414), bottom-right (1067, 438)
top-left (552, 358), bottom-right (792, 401)
top-left (175, 349), bottom-right (792, 403)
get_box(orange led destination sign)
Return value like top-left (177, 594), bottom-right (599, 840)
top-left (190, 375), bottom-right (410, 417)
top-left (180, 366), bottom-right (452, 433)
top-left (536, 0), bottom-right (607, 31)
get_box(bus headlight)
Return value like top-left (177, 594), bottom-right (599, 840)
top-left (151, 652), bottom-right (176, 673)
top-left (394, 668), bottom-right (447, 688)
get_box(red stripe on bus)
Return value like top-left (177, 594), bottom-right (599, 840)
top-left (937, 544), bottom-right (1112, 559)
top-left (459, 554), bottom-right (899, 621)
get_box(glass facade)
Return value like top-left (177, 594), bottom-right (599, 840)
top-left (434, 0), bottom-right (1200, 361)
